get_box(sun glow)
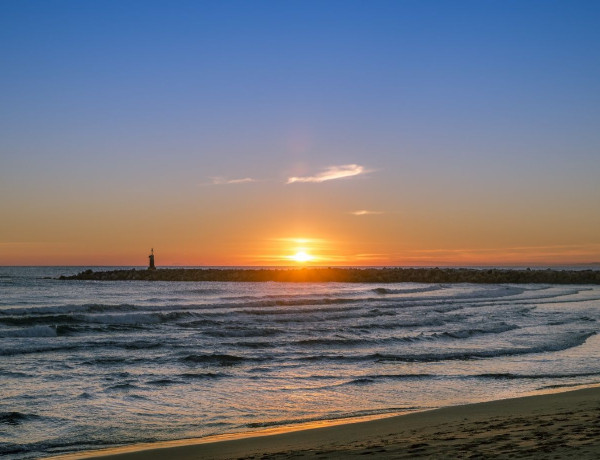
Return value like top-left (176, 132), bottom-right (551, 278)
top-left (291, 251), bottom-right (313, 263)
top-left (258, 237), bottom-right (330, 264)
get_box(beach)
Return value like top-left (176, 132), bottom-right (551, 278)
top-left (53, 386), bottom-right (600, 459)
top-left (3, 268), bottom-right (600, 459)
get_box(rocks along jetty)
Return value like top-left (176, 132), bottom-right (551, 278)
top-left (59, 267), bottom-right (600, 284)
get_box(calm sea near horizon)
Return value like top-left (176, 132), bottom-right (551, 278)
top-left (1, 266), bottom-right (600, 459)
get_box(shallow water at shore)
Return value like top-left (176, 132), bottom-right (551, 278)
top-left (1, 267), bottom-right (600, 458)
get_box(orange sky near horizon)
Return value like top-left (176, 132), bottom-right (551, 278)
top-left (3, 240), bottom-right (600, 267)
top-left (2, 182), bottom-right (600, 267)
top-left (2, 158), bottom-right (600, 266)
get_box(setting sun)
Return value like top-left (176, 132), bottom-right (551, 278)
top-left (291, 251), bottom-right (313, 263)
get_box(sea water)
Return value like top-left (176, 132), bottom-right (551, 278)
top-left (1, 266), bottom-right (600, 459)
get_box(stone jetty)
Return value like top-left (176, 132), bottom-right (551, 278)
top-left (59, 267), bottom-right (600, 284)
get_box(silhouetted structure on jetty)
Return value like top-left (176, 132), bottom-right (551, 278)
top-left (59, 267), bottom-right (600, 284)
top-left (148, 248), bottom-right (156, 270)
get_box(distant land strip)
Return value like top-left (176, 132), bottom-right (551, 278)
top-left (59, 268), bottom-right (600, 284)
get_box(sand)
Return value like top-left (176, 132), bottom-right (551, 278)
top-left (51, 386), bottom-right (600, 459)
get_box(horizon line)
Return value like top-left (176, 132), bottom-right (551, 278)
top-left (3, 263), bottom-right (600, 268)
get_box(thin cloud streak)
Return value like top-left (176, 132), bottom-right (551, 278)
top-left (350, 210), bottom-right (383, 216)
top-left (270, 237), bottom-right (327, 244)
top-left (210, 177), bottom-right (256, 185)
top-left (287, 164), bottom-right (366, 184)
top-left (407, 243), bottom-right (600, 255)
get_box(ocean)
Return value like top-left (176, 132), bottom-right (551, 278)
top-left (1, 266), bottom-right (600, 459)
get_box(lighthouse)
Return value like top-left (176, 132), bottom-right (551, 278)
top-left (148, 248), bottom-right (156, 270)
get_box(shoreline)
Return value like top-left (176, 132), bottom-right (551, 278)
top-left (59, 267), bottom-right (600, 284)
top-left (48, 384), bottom-right (600, 459)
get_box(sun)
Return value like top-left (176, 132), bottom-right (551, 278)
top-left (291, 251), bottom-right (313, 263)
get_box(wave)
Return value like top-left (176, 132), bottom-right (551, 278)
top-left (375, 331), bottom-right (596, 362)
top-left (348, 377), bottom-right (375, 384)
top-left (223, 291), bottom-right (359, 301)
top-left (234, 341), bottom-right (277, 349)
top-left (293, 323), bottom-right (518, 348)
top-left (339, 371), bottom-right (600, 385)
top-left (0, 411), bottom-right (39, 425)
top-left (369, 286), bottom-right (528, 305)
top-left (538, 382), bottom-right (600, 390)
top-left (0, 300), bottom-right (372, 327)
top-left (473, 290), bottom-right (600, 309)
top-left (0, 325), bottom-right (57, 337)
top-left (243, 297), bottom-right (364, 308)
top-left (146, 378), bottom-right (177, 386)
top-left (106, 383), bottom-right (140, 391)
top-left (81, 356), bottom-right (152, 366)
top-left (344, 374), bottom-right (434, 385)
top-left (0, 344), bottom-right (81, 356)
top-left (431, 323), bottom-right (519, 339)
top-left (120, 340), bottom-right (163, 350)
top-left (293, 335), bottom-right (425, 347)
top-left (296, 337), bottom-right (368, 347)
top-left (296, 331), bottom-right (596, 363)
top-left (363, 308), bottom-right (401, 318)
top-left (358, 286), bottom-right (555, 311)
top-left (267, 309), bottom-right (398, 325)
top-left (260, 301), bottom-right (466, 325)
top-left (180, 353), bottom-right (249, 366)
top-left (0, 309), bottom-right (231, 331)
top-left (179, 372), bottom-right (229, 380)
top-left (79, 313), bottom-right (162, 325)
top-left (203, 327), bottom-right (283, 338)
top-left (236, 304), bottom-right (362, 316)
top-left (0, 302), bottom-right (210, 316)
top-left (349, 315), bottom-right (461, 330)
top-left (476, 371), bottom-right (600, 380)
top-left (0, 287), bottom-right (544, 328)
top-left (0, 370), bottom-right (31, 378)
top-left (372, 286), bottom-right (445, 295)
top-left (177, 318), bottom-right (225, 328)
top-left (171, 288), bottom-right (224, 296)
top-left (144, 297), bottom-right (186, 303)
top-left (0, 298), bottom-right (364, 317)
top-left (0, 314), bottom-right (80, 326)
top-left (233, 294), bottom-right (499, 312)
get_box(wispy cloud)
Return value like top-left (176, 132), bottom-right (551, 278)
top-left (287, 164), bottom-right (367, 184)
top-left (349, 210), bottom-right (383, 216)
top-left (0, 241), bottom-right (59, 247)
top-left (271, 237), bottom-right (327, 244)
top-left (210, 177), bottom-right (256, 185)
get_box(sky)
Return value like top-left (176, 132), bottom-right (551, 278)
top-left (1, 0), bottom-right (600, 266)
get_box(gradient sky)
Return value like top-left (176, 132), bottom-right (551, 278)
top-left (1, 1), bottom-right (600, 266)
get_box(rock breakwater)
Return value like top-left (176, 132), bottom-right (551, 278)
top-left (59, 268), bottom-right (600, 284)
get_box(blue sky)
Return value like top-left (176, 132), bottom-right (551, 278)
top-left (1, 1), bottom-right (599, 265)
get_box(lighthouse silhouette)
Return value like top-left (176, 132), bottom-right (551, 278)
top-left (148, 248), bottom-right (156, 270)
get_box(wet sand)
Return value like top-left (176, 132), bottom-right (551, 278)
top-left (52, 386), bottom-right (600, 459)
